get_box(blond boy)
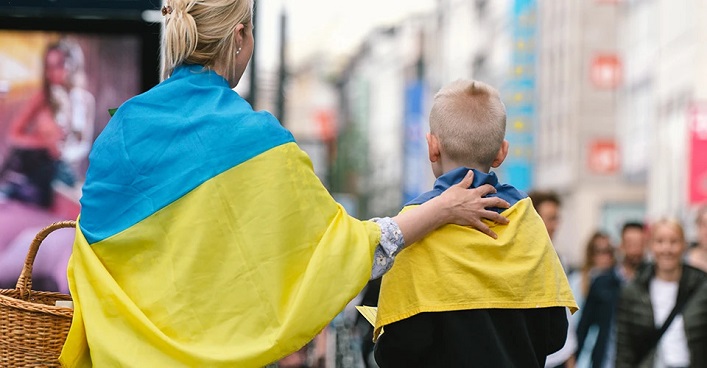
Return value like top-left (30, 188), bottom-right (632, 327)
top-left (373, 80), bottom-right (577, 368)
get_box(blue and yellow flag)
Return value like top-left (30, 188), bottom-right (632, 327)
top-left (374, 168), bottom-right (577, 340)
top-left (59, 65), bottom-right (381, 367)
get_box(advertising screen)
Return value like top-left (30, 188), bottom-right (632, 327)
top-left (0, 18), bottom-right (159, 292)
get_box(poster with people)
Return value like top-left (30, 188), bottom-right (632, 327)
top-left (0, 31), bottom-right (143, 292)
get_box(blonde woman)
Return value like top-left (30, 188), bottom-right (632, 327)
top-left (58, 1), bottom-right (510, 367)
top-left (615, 219), bottom-right (707, 368)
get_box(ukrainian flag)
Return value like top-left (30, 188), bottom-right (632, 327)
top-left (375, 169), bottom-right (577, 340)
top-left (59, 65), bottom-right (381, 367)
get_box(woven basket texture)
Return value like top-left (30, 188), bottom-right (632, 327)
top-left (0, 221), bottom-right (75, 367)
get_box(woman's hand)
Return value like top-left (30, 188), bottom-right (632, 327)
top-left (392, 170), bottom-right (510, 246)
top-left (435, 170), bottom-right (510, 238)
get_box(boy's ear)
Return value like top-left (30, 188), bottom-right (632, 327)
top-left (426, 133), bottom-right (441, 163)
top-left (491, 140), bottom-right (509, 168)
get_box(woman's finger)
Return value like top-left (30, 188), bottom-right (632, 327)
top-left (454, 170), bottom-right (475, 189)
top-left (480, 210), bottom-right (509, 225)
top-left (480, 196), bottom-right (510, 210)
top-left (471, 220), bottom-right (497, 239)
top-left (472, 183), bottom-right (497, 197)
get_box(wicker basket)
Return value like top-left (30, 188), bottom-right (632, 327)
top-left (0, 221), bottom-right (76, 367)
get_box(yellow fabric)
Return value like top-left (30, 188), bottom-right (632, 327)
top-left (60, 143), bottom-right (381, 367)
top-left (375, 197), bottom-right (577, 340)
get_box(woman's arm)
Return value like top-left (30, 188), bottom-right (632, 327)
top-left (8, 92), bottom-right (61, 153)
top-left (368, 170), bottom-right (510, 279)
top-left (8, 92), bottom-right (52, 149)
top-left (394, 170), bottom-right (509, 244)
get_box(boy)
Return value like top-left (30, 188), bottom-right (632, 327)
top-left (373, 80), bottom-right (577, 368)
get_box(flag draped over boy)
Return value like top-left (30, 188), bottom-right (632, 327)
top-left (375, 169), bottom-right (578, 340)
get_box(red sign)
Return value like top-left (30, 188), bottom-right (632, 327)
top-left (588, 139), bottom-right (619, 174)
top-left (315, 110), bottom-right (336, 142)
top-left (591, 54), bottom-right (622, 89)
top-left (689, 104), bottom-right (707, 204)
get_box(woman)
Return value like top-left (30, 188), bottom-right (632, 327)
top-left (1, 39), bottom-right (95, 206)
top-left (570, 231), bottom-right (615, 367)
top-left (573, 231), bottom-right (615, 306)
top-left (615, 219), bottom-right (707, 368)
top-left (2, 44), bottom-right (66, 207)
top-left (58, 1), bottom-right (511, 367)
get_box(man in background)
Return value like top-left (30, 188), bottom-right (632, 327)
top-left (529, 190), bottom-right (576, 368)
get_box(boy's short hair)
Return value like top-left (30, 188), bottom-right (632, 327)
top-left (429, 79), bottom-right (506, 168)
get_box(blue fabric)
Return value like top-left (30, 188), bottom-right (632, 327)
top-left (406, 167), bottom-right (526, 213)
top-left (79, 64), bottom-right (294, 244)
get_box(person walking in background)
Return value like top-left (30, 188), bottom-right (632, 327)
top-left (687, 205), bottom-right (707, 272)
top-left (528, 189), bottom-right (577, 368)
top-left (529, 190), bottom-right (561, 239)
top-left (373, 80), bottom-right (576, 368)
top-left (575, 222), bottom-right (647, 368)
top-left (569, 232), bottom-right (615, 368)
top-left (615, 219), bottom-right (707, 368)
top-left (57, 1), bottom-right (512, 366)
top-left (574, 232), bottom-right (616, 309)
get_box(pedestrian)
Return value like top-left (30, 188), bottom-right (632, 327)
top-left (615, 219), bottom-right (707, 368)
top-left (373, 80), bottom-right (576, 368)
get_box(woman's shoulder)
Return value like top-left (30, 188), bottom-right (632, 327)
top-left (682, 264), bottom-right (707, 288)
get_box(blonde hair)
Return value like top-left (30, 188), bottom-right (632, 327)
top-left (651, 218), bottom-right (686, 243)
top-left (161, 0), bottom-right (253, 82)
top-left (429, 80), bottom-right (506, 168)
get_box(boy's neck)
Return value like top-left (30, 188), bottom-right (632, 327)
top-left (440, 158), bottom-right (490, 176)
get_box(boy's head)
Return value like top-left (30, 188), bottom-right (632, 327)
top-left (427, 79), bottom-right (508, 176)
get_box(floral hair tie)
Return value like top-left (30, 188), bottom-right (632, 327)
top-left (161, 5), bottom-right (173, 16)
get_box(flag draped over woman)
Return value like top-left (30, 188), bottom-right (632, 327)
top-left (60, 65), bottom-right (381, 367)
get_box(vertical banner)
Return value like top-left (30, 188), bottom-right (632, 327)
top-left (689, 103), bottom-right (707, 204)
top-left (402, 80), bottom-right (428, 203)
top-left (500, 0), bottom-right (537, 192)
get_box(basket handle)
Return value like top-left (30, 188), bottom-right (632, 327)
top-left (16, 220), bottom-right (77, 299)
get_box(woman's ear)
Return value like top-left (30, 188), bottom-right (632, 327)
top-left (233, 23), bottom-right (246, 51)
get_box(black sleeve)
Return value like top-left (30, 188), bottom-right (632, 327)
top-left (545, 306), bottom-right (569, 356)
top-left (373, 313), bottom-right (436, 368)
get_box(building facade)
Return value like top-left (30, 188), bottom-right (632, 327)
top-left (536, 0), bottom-right (646, 264)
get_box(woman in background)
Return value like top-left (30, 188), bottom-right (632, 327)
top-left (574, 231), bottom-right (616, 308)
top-left (570, 231), bottom-right (615, 368)
top-left (616, 219), bottom-right (707, 368)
